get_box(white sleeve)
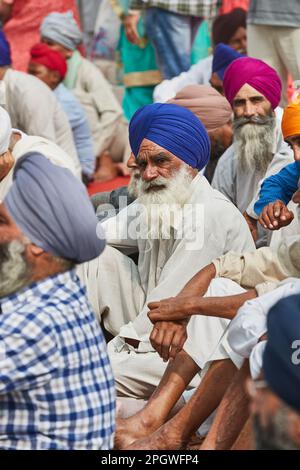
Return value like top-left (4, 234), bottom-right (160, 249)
top-left (153, 56), bottom-right (213, 103)
top-left (249, 341), bottom-right (267, 379)
top-left (227, 280), bottom-right (300, 359)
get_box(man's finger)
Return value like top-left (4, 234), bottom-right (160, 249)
top-left (260, 208), bottom-right (272, 228)
top-left (266, 204), bottom-right (277, 227)
top-left (161, 330), bottom-right (174, 362)
top-left (273, 200), bottom-right (283, 218)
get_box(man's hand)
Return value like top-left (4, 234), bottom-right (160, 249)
top-left (258, 200), bottom-right (294, 230)
top-left (124, 12), bottom-right (140, 45)
top-left (243, 211), bottom-right (258, 242)
top-left (0, 151), bottom-right (14, 181)
top-left (148, 296), bottom-right (193, 323)
top-left (150, 320), bottom-right (188, 362)
top-left (292, 189), bottom-right (300, 205)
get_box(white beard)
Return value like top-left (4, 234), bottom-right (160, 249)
top-left (0, 239), bottom-right (31, 298)
top-left (135, 165), bottom-right (194, 240)
top-left (233, 115), bottom-right (276, 174)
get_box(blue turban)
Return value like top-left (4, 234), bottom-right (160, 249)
top-left (0, 30), bottom-right (11, 67)
top-left (129, 103), bottom-right (210, 171)
top-left (4, 153), bottom-right (106, 263)
top-left (40, 11), bottom-right (83, 51)
top-left (263, 293), bottom-right (300, 413)
top-left (212, 43), bottom-right (243, 80)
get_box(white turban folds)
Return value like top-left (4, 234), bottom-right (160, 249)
top-left (40, 11), bottom-right (83, 51)
top-left (0, 106), bottom-right (11, 155)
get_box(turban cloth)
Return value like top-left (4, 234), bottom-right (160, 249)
top-left (0, 106), bottom-right (12, 155)
top-left (282, 102), bottom-right (300, 139)
top-left (30, 43), bottom-right (67, 79)
top-left (129, 103), bottom-right (211, 171)
top-left (212, 43), bottom-right (243, 80)
top-left (40, 11), bottom-right (83, 51)
top-left (4, 153), bottom-right (106, 263)
top-left (168, 85), bottom-right (232, 133)
top-left (263, 294), bottom-right (300, 413)
top-left (0, 30), bottom-right (11, 67)
top-left (212, 8), bottom-right (246, 46)
top-left (223, 57), bottom-right (282, 110)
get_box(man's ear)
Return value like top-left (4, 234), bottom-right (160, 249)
top-left (28, 244), bottom-right (45, 257)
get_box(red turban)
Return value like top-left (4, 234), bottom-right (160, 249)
top-left (30, 43), bottom-right (67, 79)
top-left (223, 57), bottom-right (282, 110)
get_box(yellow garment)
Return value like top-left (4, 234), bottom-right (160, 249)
top-left (281, 101), bottom-right (300, 139)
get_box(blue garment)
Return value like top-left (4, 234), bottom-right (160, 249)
top-left (254, 161), bottom-right (300, 216)
top-left (144, 8), bottom-right (202, 79)
top-left (263, 293), bottom-right (300, 414)
top-left (4, 153), bottom-right (105, 263)
top-left (212, 43), bottom-right (243, 81)
top-left (129, 103), bottom-right (211, 170)
top-left (54, 83), bottom-right (95, 176)
top-left (0, 30), bottom-right (11, 67)
top-left (0, 270), bottom-right (116, 450)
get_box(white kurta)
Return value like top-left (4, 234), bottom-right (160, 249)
top-left (153, 55), bottom-right (213, 103)
top-left (72, 58), bottom-right (128, 159)
top-left (2, 70), bottom-right (79, 169)
top-left (78, 174), bottom-right (255, 398)
top-left (228, 279), bottom-right (300, 379)
top-left (0, 133), bottom-right (81, 202)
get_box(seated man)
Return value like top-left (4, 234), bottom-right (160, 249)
top-left (78, 102), bottom-right (255, 402)
top-left (29, 42), bottom-right (96, 182)
top-left (211, 57), bottom-right (294, 246)
top-left (0, 152), bottom-right (115, 449)
top-left (0, 30), bottom-right (79, 168)
top-left (40, 11), bottom-right (130, 181)
top-left (254, 101), bottom-right (300, 231)
top-left (115, 235), bottom-right (300, 449)
top-left (154, 8), bottom-right (247, 102)
top-left (0, 105), bottom-right (81, 201)
top-left (247, 294), bottom-right (300, 450)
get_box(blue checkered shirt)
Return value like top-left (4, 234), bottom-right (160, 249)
top-left (0, 270), bottom-right (116, 450)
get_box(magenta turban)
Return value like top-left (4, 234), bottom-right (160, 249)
top-left (223, 57), bottom-right (282, 110)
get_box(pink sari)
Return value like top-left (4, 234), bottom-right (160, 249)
top-left (3, 0), bottom-right (80, 71)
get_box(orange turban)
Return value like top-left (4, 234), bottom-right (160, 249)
top-left (282, 102), bottom-right (300, 139)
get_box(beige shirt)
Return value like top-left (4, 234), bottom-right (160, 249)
top-left (0, 133), bottom-right (81, 202)
top-left (213, 235), bottom-right (300, 296)
top-left (73, 58), bottom-right (124, 156)
top-left (2, 70), bottom-right (79, 170)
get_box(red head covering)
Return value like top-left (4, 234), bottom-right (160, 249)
top-left (30, 42), bottom-right (67, 79)
top-left (223, 57), bottom-right (282, 110)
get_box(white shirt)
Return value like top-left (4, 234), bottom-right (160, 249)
top-left (102, 174), bottom-right (255, 342)
top-left (153, 55), bottom-right (213, 103)
top-left (0, 132), bottom-right (81, 202)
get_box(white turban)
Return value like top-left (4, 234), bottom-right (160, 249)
top-left (40, 11), bottom-right (83, 51)
top-left (0, 106), bottom-right (11, 155)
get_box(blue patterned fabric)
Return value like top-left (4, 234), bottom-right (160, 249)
top-left (0, 270), bottom-right (115, 450)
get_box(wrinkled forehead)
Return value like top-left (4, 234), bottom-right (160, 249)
top-left (137, 138), bottom-right (182, 163)
top-left (234, 83), bottom-right (266, 101)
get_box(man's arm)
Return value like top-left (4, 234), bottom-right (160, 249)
top-left (253, 162), bottom-right (300, 229)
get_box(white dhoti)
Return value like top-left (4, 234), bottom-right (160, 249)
top-left (106, 277), bottom-right (245, 399)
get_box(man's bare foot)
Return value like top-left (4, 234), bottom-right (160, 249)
top-left (114, 412), bottom-right (162, 450)
top-left (93, 151), bottom-right (119, 182)
top-left (125, 423), bottom-right (186, 450)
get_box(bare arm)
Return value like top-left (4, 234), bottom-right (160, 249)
top-left (148, 289), bottom-right (257, 323)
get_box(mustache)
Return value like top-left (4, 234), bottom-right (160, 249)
top-left (233, 115), bottom-right (275, 129)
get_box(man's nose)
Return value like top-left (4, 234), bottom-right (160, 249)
top-left (142, 164), bottom-right (159, 181)
top-left (292, 144), bottom-right (300, 161)
top-left (244, 101), bottom-right (256, 117)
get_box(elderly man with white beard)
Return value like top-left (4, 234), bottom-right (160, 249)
top-left (78, 102), bottom-right (255, 401)
top-left (212, 57), bottom-right (294, 246)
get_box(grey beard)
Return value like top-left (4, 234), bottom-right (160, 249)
top-left (0, 239), bottom-right (31, 298)
top-left (233, 114), bottom-right (276, 174)
top-left (253, 407), bottom-right (300, 450)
